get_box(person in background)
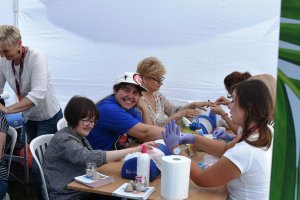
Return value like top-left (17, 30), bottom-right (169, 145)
top-left (162, 79), bottom-right (273, 200)
top-left (43, 96), bottom-right (156, 200)
top-left (136, 57), bottom-right (211, 127)
top-left (215, 71), bottom-right (252, 106)
top-left (87, 72), bottom-right (165, 150)
top-left (210, 71), bottom-right (252, 134)
top-left (211, 73), bottom-right (276, 140)
top-left (0, 110), bottom-right (9, 199)
top-left (0, 25), bottom-right (62, 200)
top-left (249, 74), bottom-right (276, 124)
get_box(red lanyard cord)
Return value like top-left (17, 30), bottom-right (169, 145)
top-left (11, 46), bottom-right (26, 101)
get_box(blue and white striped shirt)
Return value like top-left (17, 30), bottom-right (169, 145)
top-left (0, 112), bottom-right (9, 181)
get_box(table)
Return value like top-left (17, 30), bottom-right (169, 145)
top-left (68, 152), bottom-right (228, 199)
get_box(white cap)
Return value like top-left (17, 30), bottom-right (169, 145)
top-left (115, 72), bottom-right (147, 92)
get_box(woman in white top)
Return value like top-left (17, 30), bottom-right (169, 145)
top-left (162, 79), bottom-right (273, 200)
top-left (0, 25), bottom-right (62, 140)
top-left (0, 25), bottom-right (62, 199)
top-left (136, 57), bottom-right (211, 127)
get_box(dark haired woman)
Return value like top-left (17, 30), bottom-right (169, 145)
top-left (43, 96), bottom-right (155, 200)
top-left (211, 71), bottom-right (252, 134)
top-left (162, 79), bottom-right (273, 200)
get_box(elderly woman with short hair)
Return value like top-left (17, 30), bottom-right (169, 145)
top-left (136, 57), bottom-right (211, 127)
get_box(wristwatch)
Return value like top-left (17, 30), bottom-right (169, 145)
top-left (172, 144), bottom-right (188, 155)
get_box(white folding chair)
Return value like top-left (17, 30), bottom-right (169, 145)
top-left (56, 118), bottom-right (67, 131)
top-left (30, 134), bottom-right (54, 200)
top-left (2, 127), bottom-right (17, 200)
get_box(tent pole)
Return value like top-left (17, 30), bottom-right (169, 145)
top-left (13, 0), bottom-right (19, 27)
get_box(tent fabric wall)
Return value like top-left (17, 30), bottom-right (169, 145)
top-left (1, 0), bottom-right (281, 109)
top-left (0, 0), bottom-right (14, 25)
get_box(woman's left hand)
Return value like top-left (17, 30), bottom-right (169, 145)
top-left (162, 120), bottom-right (181, 150)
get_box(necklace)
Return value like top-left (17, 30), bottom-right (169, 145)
top-left (143, 92), bottom-right (158, 113)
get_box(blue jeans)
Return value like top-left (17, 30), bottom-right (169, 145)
top-left (25, 109), bottom-right (63, 200)
top-left (25, 109), bottom-right (63, 143)
top-left (0, 180), bottom-right (8, 199)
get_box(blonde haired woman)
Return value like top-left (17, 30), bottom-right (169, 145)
top-left (136, 57), bottom-right (210, 127)
top-left (249, 74), bottom-right (276, 122)
top-left (0, 25), bottom-right (62, 199)
top-left (0, 25), bottom-right (62, 140)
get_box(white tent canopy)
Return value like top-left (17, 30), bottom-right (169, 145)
top-left (1, 0), bottom-right (281, 108)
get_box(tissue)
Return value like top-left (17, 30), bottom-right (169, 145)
top-left (161, 155), bottom-right (191, 200)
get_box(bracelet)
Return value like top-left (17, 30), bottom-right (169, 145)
top-left (221, 113), bottom-right (228, 119)
top-left (182, 144), bottom-right (191, 157)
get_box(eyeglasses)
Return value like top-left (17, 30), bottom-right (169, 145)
top-left (149, 76), bottom-right (165, 84)
top-left (81, 119), bottom-right (97, 126)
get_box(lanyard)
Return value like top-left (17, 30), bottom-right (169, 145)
top-left (11, 46), bottom-right (26, 101)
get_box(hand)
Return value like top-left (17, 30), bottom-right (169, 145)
top-left (0, 104), bottom-right (8, 114)
top-left (179, 109), bottom-right (200, 119)
top-left (212, 129), bottom-right (235, 141)
top-left (137, 98), bottom-right (147, 111)
top-left (215, 96), bottom-right (231, 106)
top-left (137, 141), bottom-right (158, 152)
top-left (210, 105), bottom-right (225, 116)
top-left (162, 120), bottom-right (181, 150)
top-left (190, 101), bottom-right (213, 110)
top-left (180, 133), bottom-right (195, 144)
top-left (141, 141), bottom-right (158, 149)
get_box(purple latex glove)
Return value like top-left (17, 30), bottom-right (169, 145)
top-left (180, 133), bottom-right (195, 144)
top-left (162, 120), bottom-right (180, 150)
top-left (212, 129), bottom-right (235, 141)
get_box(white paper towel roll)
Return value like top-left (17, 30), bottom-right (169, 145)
top-left (161, 155), bottom-right (191, 200)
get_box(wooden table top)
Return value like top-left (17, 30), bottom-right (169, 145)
top-left (68, 152), bottom-right (228, 199)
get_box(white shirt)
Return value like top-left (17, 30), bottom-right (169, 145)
top-left (224, 134), bottom-right (272, 200)
top-left (0, 48), bottom-right (60, 122)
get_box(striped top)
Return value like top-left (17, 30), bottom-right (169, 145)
top-left (0, 112), bottom-right (9, 181)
